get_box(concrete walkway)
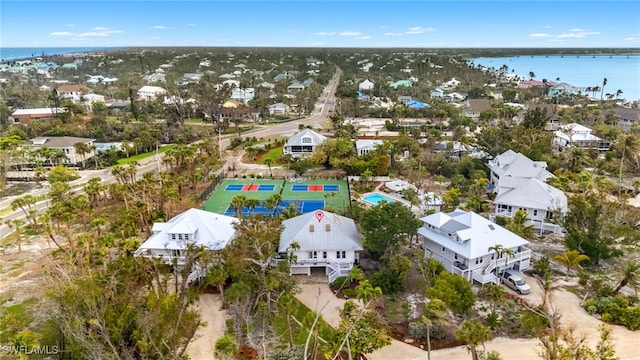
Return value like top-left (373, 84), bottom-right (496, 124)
top-left (185, 294), bottom-right (227, 360)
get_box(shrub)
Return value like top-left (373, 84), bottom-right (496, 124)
top-left (408, 321), bottom-right (428, 340)
top-left (331, 276), bottom-right (348, 289)
top-left (430, 321), bottom-right (446, 340)
top-left (342, 288), bottom-right (357, 299)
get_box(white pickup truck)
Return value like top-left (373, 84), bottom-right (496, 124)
top-left (499, 269), bottom-right (531, 295)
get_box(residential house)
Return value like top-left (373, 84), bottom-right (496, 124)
top-left (218, 106), bottom-right (261, 124)
top-left (398, 96), bottom-right (412, 105)
top-left (422, 192), bottom-right (443, 213)
top-left (268, 102), bottom-right (290, 115)
top-left (390, 80), bottom-right (412, 89)
top-left (487, 150), bottom-right (566, 233)
top-left (433, 141), bottom-right (469, 159)
top-left (10, 108), bottom-right (65, 125)
top-left (137, 86), bottom-right (168, 101)
top-left (287, 82), bottom-right (305, 92)
top-left (407, 100), bottom-right (430, 109)
top-left (358, 79), bottom-right (375, 91)
top-left (283, 128), bottom-right (327, 158)
top-left (258, 81), bottom-right (275, 90)
top-left (81, 93), bottom-right (106, 111)
top-left (441, 78), bottom-right (461, 89)
top-left (554, 123), bottom-right (609, 151)
top-left (56, 84), bottom-right (91, 102)
top-left (142, 73), bottom-right (166, 83)
top-left (384, 179), bottom-right (416, 195)
top-left (274, 72), bottom-right (295, 81)
top-left (430, 88), bottom-right (445, 99)
top-left (548, 82), bottom-right (582, 98)
top-left (355, 139), bottom-right (383, 155)
top-left (222, 79), bottom-right (240, 88)
top-left (615, 106), bottom-right (640, 132)
top-left (231, 88), bottom-right (255, 103)
top-left (28, 136), bottom-right (96, 165)
top-left (134, 208), bottom-right (238, 267)
top-left (419, 209), bottom-right (532, 284)
top-left (302, 79), bottom-right (314, 87)
top-left (493, 177), bottom-right (567, 234)
top-left (275, 210), bottom-right (363, 283)
top-left (463, 99), bottom-right (492, 120)
top-left (487, 149), bottom-right (553, 195)
top-left (517, 79), bottom-right (554, 89)
top-left (223, 99), bottom-right (245, 109)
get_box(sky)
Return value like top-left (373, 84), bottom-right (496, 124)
top-left (1, 1), bottom-right (640, 48)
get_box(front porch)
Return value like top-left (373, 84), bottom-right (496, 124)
top-left (270, 257), bottom-right (356, 283)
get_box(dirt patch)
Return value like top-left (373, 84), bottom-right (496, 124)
top-left (185, 293), bottom-right (226, 360)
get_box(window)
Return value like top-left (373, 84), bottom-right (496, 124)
top-left (323, 252), bottom-right (327, 259)
top-left (178, 234), bottom-right (183, 240)
top-left (301, 137), bottom-right (312, 144)
top-left (336, 251), bottom-right (341, 259)
top-left (533, 210), bottom-right (538, 216)
top-left (441, 246), bottom-right (446, 252)
top-left (309, 225), bottom-right (315, 232)
top-left (310, 251), bottom-right (317, 259)
top-left (325, 224), bottom-right (331, 231)
top-left (546, 211), bottom-right (554, 219)
top-left (171, 234), bottom-right (176, 240)
top-left (172, 250), bottom-right (182, 257)
top-left (340, 251), bottom-right (346, 258)
top-left (454, 253), bottom-right (458, 260)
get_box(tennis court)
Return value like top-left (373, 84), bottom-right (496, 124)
top-left (204, 179), bottom-right (350, 215)
top-left (291, 184), bottom-right (341, 192)
top-left (225, 184), bottom-right (276, 191)
top-left (223, 199), bottom-right (325, 216)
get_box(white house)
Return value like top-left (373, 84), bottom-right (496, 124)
top-left (487, 150), bottom-right (565, 233)
top-left (554, 123), bottom-right (609, 151)
top-left (419, 209), bottom-right (532, 284)
top-left (358, 79), bottom-right (375, 91)
top-left (268, 102), bottom-right (289, 115)
top-left (137, 86), bottom-right (168, 101)
top-left (28, 136), bottom-right (96, 165)
top-left (355, 139), bottom-right (383, 155)
top-left (275, 210), bottom-right (363, 283)
top-left (283, 128), bottom-right (327, 158)
top-left (231, 88), bottom-right (255, 103)
top-left (142, 73), bottom-right (166, 83)
top-left (134, 208), bottom-right (238, 267)
top-left (493, 178), bottom-right (567, 234)
top-left (487, 150), bottom-right (553, 195)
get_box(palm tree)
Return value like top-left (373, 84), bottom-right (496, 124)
top-left (616, 134), bottom-right (640, 194)
top-left (230, 195), bottom-right (248, 218)
top-left (263, 158), bottom-right (274, 178)
top-left (488, 244), bottom-right (504, 275)
top-left (600, 77), bottom-right (607, 101)
top-left (529, 71), bottom-right (536, 80)
top-left (613, 259), bottom-right (640, 295)
top-left (455, 320), bottom-right (492, 360)
top-left (422, 298), bottom-right (448, 360)
top-left (355, 279), bottom-right (382, 307)
top-left (74, 141), bottom-right (91, 169)
top-left (483, 283), bottom-right (507, 315)
top-left (245, 198), bottom-right (260, 216)
top-left (553, 249), bottom-right (590, 279)
top-left (263, 193), bottom-right (282, 216)
top-left (505, 210), bottom-right (535, 240)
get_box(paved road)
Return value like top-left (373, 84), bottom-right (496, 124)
top-left (0, 68), bottom-right (341, 239)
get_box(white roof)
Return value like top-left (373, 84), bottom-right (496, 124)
top-left (419, 209), bottom-right (529, 259)
top-left (136, 208), bottom-right (238, 252)
top-left (279, 210), bottom-right (363, 252)
top-left (555, 123), bottom-right (602, 142)
top-left (138, 85), bottom-right (167, 93)
top-left (12, 108), bottom-right (65, 115)
top-left (489, 150), bottom-right (553, 185)
top-left (385, 179), bottom-right (416, 192)
top-left (494, 178), bottom-right (568, 213)
top-left (285, 128), bottom-right (327, 146)
top-left (355, 139), bottom-right (383, 151)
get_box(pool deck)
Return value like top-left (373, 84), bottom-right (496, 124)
top-left (361, 191), bottom-right (411, 207)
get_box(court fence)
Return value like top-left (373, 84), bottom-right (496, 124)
top-left (198, 171), bottom-right (225, 202)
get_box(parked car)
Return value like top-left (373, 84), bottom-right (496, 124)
top-left (499, 269), bottom-right (531, 295)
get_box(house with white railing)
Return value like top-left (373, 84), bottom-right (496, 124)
top-left (487, 150), bottom-right (566, 233)
top-left (274, 210), bottom-right (363, 283)
top-left (134, 208), bottom-right (238, 268)
top-left (419, 209), bottom-right (531, 285)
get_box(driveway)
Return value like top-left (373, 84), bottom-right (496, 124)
top-left (185, 294), bottom-right (227, 360)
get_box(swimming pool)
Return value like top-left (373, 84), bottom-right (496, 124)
top-left (362, 193), bottom-right (397, 206)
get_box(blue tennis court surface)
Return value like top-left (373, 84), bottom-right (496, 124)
top-left (224, 199), bottom-right (325, 216)
top-left (258, 185), bottom-right (275, 191)
top-left (225, 184), bottom-right (244, 191)
top-left (291, 185), bottom-right (308, 191)
top-left (324, 185), bottom-right (340, 192)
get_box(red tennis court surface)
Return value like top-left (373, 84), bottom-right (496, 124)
top-left (308, 185), bottom-right (323, 191)
top-left (242, 184), bottom-right (260, 191)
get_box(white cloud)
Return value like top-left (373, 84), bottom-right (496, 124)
top-left (93, 27), bottom-right (109, 31)
top-left (152, 25), bottom-right (173, 30)
top-left (65, 24), bottom-right (75, 28)
top-left (50, 31), bottom-right (75, 36)
top-left (314, 31), bottom-right (336, 36)
top-left (356, 36), bottom-right (372, 40)
top-left (624, 36), bottom-right (639, 42)
top-left (78, 28), bottom-right (124, 37)
top-left (384, 32), bottom-right (403, 37)
top-left (339, 31), bottom-right (361, 36)
top-left (187, 23), bottom-right (196, 27)
top-left (405, 26), bottom-right (435, 34)
top-left (557, 29), bottom-right (600, 38)
top-left (569, 28), bottom-right (586, 32)
top-left (311, 42), bottom-right (326, 46)
top-left (529, 33), bottom-right (553, 38)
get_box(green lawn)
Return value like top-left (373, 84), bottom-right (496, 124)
top-left (258, 146), bottom-right (284, 164)
top-left (273, 293), bottom-right (335, 346)
top-left (117, 145), bottom-right (176, 165)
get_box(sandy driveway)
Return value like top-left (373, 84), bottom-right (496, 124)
top-left (296, 280), bottom-right (640, 360)
top-left (185, 294), bottom-right (227, 360)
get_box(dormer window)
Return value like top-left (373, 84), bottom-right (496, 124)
top-left (325, 224), bottom-right (331, 231)
top-left (301, 136), bottom-right (312, 144)
top-left (309, 225), bottom-right (315, 232)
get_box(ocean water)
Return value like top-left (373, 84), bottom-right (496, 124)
top-left (470, 54), bottom-right (640, 102)
top-left (0, 47), bottom-right (121, 62)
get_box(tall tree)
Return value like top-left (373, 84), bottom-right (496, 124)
top-left (455, 320), bottom-right (492, 360)
top-left (360, 201), bottom-right (421, 260)
top-left (553, 249), bottom-right (590, 279)
top-left (613, 259), bottom-right (640, 295)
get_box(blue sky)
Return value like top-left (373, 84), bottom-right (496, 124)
top-left (2, 1), bottom-right (639, 48)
